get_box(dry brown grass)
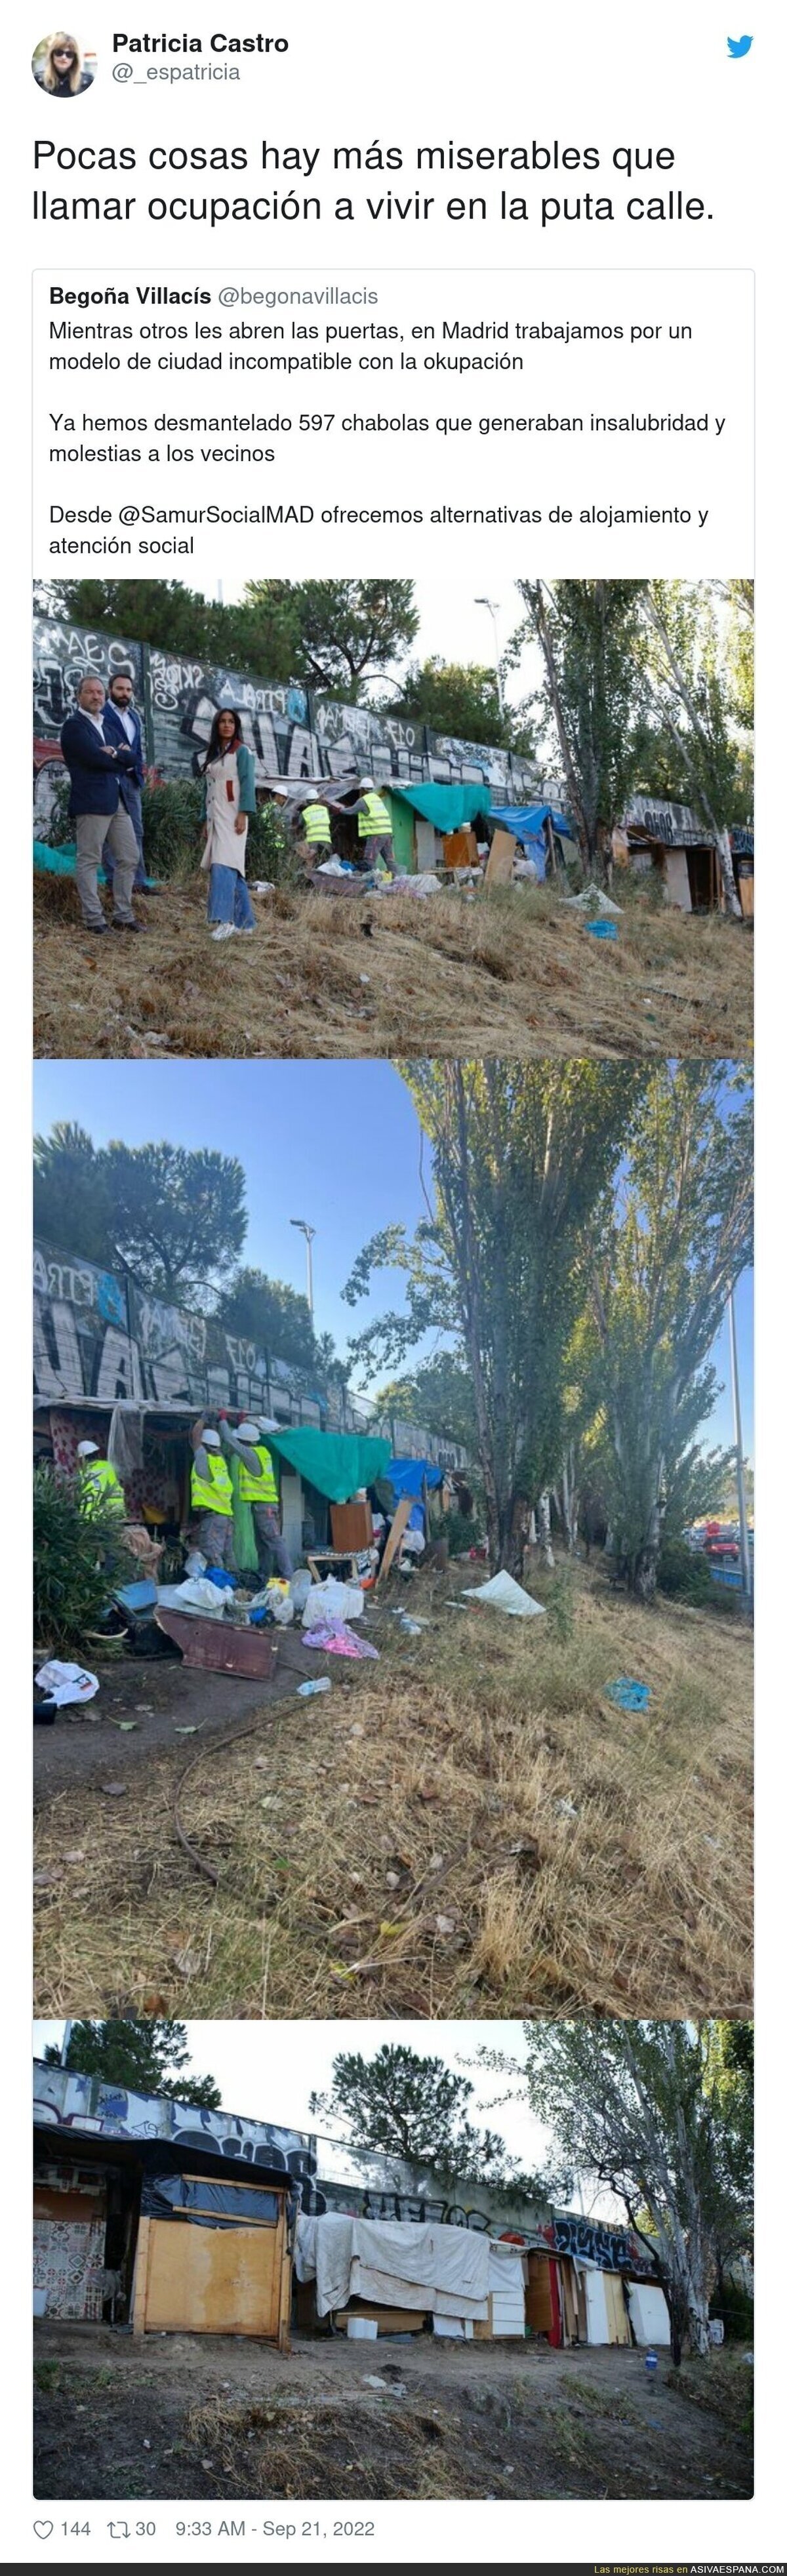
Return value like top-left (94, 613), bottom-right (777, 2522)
top-left (183, 2392), bottom-right (462, 2500)
top-left (33, 1562), bottom-right (752, 2021)
top-left (33, 873), bottom-right (752, 1061)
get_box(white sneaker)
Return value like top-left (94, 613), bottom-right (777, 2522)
top-left (237, 925), bottom-right (255, 936)
top-left (211, 923), bottom-right (235, 941)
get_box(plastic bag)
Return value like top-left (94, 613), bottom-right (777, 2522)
top-left (462, 1571), bottom-right (545, 1618)
top-left (35, 1659), bottom-right (99, 1708)
top-left (184, 1548), bottom-right (207, 1578)
top-left (155, 1578), bottom-right (228, 1619)
top-left (302, 1576), bottom-right (364, 1627)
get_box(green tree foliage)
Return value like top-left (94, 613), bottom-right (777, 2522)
top-left (218, 1267), bottom-right (318, 1373)
top-left (344, 1062), bottom-right (640, 1569)
top-left (309, 2043), bottom-right (508, 2173)
top-left (582, 1064), bottom-right (753, 1596)
top-left (33, 1123), bottom-right (116, 1268)
top-left (34, 1466), bottom-right (135, 1651)
top-left (243, 578), bottom-right (418, 697)
top-left (384, 655), bottom-right (535, 755)
top-left (33, 1127), bottom-right (247, 1298)
top-left (43, 2018), bottom-right (221, 2108)
top-left (514, 580), bottom-right (650, 872)
top-left (372, 1352), bottom-right (477, 1453)
top-left (41, 578), bottom-right (418, 704)
top-left (475, 2020), bottom-right (754, 2359)
top-left (642, 583), bottom-right (749, 910)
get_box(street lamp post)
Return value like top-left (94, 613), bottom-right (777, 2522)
top-left (474, 595), bottom-right (504, 723)
top-left (290, 1218), bottom-right (316, 1318)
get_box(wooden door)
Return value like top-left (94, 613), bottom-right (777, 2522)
top-left (602, 2270), bottom-right (632, 2345)
top-left (143, 2220), bottom-right (281, 2339)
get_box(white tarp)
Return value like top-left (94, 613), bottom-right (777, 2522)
top-left (294, 2213), bottom-right (489, 2320)
top-left (462, 1571), bottom-right (545, 1617)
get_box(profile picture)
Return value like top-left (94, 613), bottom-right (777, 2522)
top-left (31, 32), bottom-right (96, 96)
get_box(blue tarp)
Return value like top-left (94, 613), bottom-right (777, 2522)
top-left (387, 1458), bottom-right (445, 1498)
top-left (488, 801), bottom-right (575, 885)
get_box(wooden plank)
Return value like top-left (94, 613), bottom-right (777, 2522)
top-left (132, 2215), bottom-right (151, 2337)
top-left (483, 830), bottom-right (516, 887)
top-left (142, 2218), bottom-right (279, 2338)
top-left (377, 1494), bottom-right (413, 1581)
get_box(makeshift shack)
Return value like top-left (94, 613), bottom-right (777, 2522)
top-left (33, 2068), bottom-right (295, 2346)
top-left (294, 2211), bottom-right (504, 2339)
top-left (620, 797), bottom-right (754, 914)
top-left (487, 803), bottom-right (578, 883)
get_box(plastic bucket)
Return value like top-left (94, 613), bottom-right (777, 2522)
top-left (346, 2317), bottom-right (378, 2341)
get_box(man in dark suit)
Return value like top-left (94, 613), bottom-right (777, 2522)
top-left (60, 675), bottom-right (143, 934)
top-left (102, 668), bottom-right (155, 894)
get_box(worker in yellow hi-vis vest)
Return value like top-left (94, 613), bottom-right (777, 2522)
top-left (219, 1414), bottom-right (293, 1582)
top-left (77, 1439), bottom-right (127, 1520)
top-left (190, 1418), bottom-right (236, 1571)
top-left (340, 777), bottom-right (395, 874)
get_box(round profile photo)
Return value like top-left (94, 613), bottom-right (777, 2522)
top-left (32, 33), bottom-right (96, 96)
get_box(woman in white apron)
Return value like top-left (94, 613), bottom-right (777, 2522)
top-left (199, 708), bottom-right (257, 938)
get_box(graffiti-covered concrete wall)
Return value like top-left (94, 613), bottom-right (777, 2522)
top-left (33, 2064), bottom-right (655, 2265)
top-left (33, 615), bottom-right (543, 822)
top-left (147, 651), bottom-right (318, 784)
top-left (33, 2063), bottom-right (327, 2209)
top-left (32, 1239), bottom-right (467, 1466)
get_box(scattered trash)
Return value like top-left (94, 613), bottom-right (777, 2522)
top-left (108, 1720), bottom-right (138, 1732)
top-left (170, 1946), bottom-right (201, 1978)
top-left (390, 1610), bottom-right (426, 1636)
top-left (302, 1577), bottom-right (365, 1626)
top-left (35, 1660), bottom-right (99, 1708)
top-left (252, 880), bottom-right (275, 895)
top-left (363, 2375), bottom-right (407, 2394)
top-left (434, 1914), bottom-right (456, 1936)
top-left (156, 1578), bottom-right (228, 1619)
top-left (584, 917), bottom-right (618, 941)
top-left (297, 1677), bottom-right (332, 1699)
top-left (645, 2350), bottom-right (658, 2377)
top-left (561, 886), bottom-right (622, 916)
top-left (554, 1798), bottom-right (579, 1819)
top-left (462, 1571), bottom-right (546, 1619)
top-left (100, 1782), bottom-right (127, 1798)
top-left (605, 1676), bottom-right (652, 1712)
top-left (302, 1619), bottom-right (379, 1660)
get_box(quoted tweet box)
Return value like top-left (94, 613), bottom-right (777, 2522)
top-left (33, 266), bottom-right (753, 577)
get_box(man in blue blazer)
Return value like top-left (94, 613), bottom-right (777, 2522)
top-left (60, 675), bottom-right (143, 933)
top-left (102, 668), bottom-right (155, 894)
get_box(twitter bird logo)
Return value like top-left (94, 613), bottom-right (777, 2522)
top-left (727, 34), bottom-right (753, 55)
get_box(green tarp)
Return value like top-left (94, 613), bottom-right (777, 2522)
top-left (266, 1428), bottom-right (391, 1502)
top-left (392, 784), bottom-right (492, 834)
top-left (228, 1450), bottom-right (256, 1569)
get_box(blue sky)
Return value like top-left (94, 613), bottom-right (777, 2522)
top-left (33, 1059), bottom-right (753, 1453)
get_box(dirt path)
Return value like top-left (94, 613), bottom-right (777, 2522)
top-left (33, 1630), bottom-right (341, 1803)
top-left (33, 877), bottom-right (753, 1062)
top-left (33, 2325), bottom-right (753, 2501)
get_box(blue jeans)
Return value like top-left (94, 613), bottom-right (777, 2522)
top-left (208, 864), bottom-right (255, 927)
top-left (102, 780), bottom-right (148, 892)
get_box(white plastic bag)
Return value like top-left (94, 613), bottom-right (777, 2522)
top-left (155, 1578), bottom-right (228, 1619)
top-left (302, 1576), bottom-right (364, 1627)
top-left (184, 1548), bottom-right (207, 1578)
top-left (462, 1570), bottom-right (545, 1618)
top-left (35, 1659), bottom-right (99, 1708)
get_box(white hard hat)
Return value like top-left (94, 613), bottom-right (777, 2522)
top-left (77, 1440), bottom-right (100, 1459)
top-left (237, 1422), bottom-right (260, 1443)
top-left (202, 1428), bottom-right (220, 1450)
top-left (359, 776), bottom-right (375, 792)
